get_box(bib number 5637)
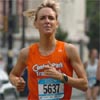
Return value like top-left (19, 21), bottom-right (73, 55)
top-left (43, 84), bottom-right (60, 94)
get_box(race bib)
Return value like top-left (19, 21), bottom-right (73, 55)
top-left (38, 78), bottom-right (64, 100)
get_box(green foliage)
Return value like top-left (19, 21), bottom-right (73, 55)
top-left (87, 0), bottom-right (99, 15)
top-left (55, 26), bottom-right (68, 41)
top-left (86, 0), bottom-right (100, 50)
top-left (87, 12), bottom-right (100, 38)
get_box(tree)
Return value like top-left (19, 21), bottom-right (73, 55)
top-left (56, 26), bottom-right (68, 41)
top-left (86, 0), bottom-right (100, 51)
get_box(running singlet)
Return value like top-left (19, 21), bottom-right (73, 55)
top-left (86, 59), bottom-right (98, 87)
top-left (26, 40), bottom-right (73, 100)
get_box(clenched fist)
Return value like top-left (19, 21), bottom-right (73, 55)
top-left (14, 77), bottom-right (26, 92)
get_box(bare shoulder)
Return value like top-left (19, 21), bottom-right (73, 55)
top-left (98, 59), bottom-right (100, 67)
top-left (18, 47), bottom-right (29, 63)
top-left (20, 47), bottom-right (29, 56)
top-left (64, 43), bottom-right (79, 60)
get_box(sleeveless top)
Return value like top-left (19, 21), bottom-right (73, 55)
top-left (86, 59), bottom-right (98, 87)
top-left (26, 40), bottom-right (73, 100)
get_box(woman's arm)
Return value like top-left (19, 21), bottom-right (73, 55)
top-left (9, 47), bottom-right (29, 91)
top-left (96, 59), bottom-right (100, 80)
top-left (44, 43), bottom-right (88, 91)
top-left (65, 43), bottom-right (88, 91)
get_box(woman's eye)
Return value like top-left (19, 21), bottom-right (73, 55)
top-left (48, 16), bottom-right (55, 20)
top-left (39, 16), bottom-right (55, 20)
top-left (40, 16), bottom-right (45, 20)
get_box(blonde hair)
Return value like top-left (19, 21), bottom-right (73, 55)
top-left (23, 0), bottom-right (60, 21)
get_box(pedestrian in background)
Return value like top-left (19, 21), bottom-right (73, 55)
top-left (0, 54), bottom-right (6, 71)
top-left (96, 53), bottom-right (100, 81)
top-left (96, 53), bottom-right (100, 94)
top-left (9, 0), bottom-right (88, 100)
top-left (84, 48), bottom-right (99, 100)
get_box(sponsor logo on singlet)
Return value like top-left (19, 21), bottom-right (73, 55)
top-left (32, 62), bottom-right (63, 76)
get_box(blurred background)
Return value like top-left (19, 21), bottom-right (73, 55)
top-left (0, 0), bottom-right (99, 100)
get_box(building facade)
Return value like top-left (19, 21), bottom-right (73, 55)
top-left (24, 0), bottom-right (89, 62)
top-left (0, 0), bottom-right (89, 62)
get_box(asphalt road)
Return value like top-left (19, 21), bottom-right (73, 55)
top-left (18, 88), bottom-right (100, 100)
top-left (18, 95), bottom-right (100, 100)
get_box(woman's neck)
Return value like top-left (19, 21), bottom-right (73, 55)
top-left (90, 58), bottom-right (95, 65)
top-left (39, 36), bottom-right (57, 51)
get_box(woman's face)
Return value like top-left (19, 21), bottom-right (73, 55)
top-left (34, 7), bottom-right (58, 35)
top-left (91, 49), bottom-right (98, 59)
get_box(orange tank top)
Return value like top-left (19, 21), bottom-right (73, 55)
top-left (27, 40), bottom-right (73, 100)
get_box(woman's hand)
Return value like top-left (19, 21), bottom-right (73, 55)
top-left (14, 77), bottom-right (26, 92)
top-left (44, 64), bottom-right (63, 81)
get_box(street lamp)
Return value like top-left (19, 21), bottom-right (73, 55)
top-left (2, 0), bottom-right (7, 48)
top-left (21, 0), bottom-right (25, 48)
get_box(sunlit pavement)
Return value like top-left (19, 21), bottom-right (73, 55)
top-left (71, 88), bottom-right (100, 100)
top-left (18, 96), bottom-right (27, 100)
top-left (18, 88), bottom-right (100, 100)
top-left (18, 95), bottom-right (100, 100)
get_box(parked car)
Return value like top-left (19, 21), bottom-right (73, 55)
top-left (0, 69), bottom-right (19, 100)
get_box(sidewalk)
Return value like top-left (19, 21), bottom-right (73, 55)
top-left (72, 88), bottom-right (84, 97)
top-left (71, 88), bottom-right (85, 100)
top-left (71, 88), bottom-right (100, 100)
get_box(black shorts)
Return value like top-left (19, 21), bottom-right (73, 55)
top-left (94, 80), bottom-right (100, 86)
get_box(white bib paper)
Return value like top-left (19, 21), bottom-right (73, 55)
top-left (38, 78), bottom-right (64, 100)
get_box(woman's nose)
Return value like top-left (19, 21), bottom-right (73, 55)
top-left (45, 17), bottom-right (50, 22)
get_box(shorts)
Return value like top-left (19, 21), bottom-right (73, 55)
top-left (94, 80), bottom-right (100, 86)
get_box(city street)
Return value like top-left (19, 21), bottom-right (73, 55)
top-left (18, 95), bottom-right (100, 100)
top-left (0, 0), bottom-right (99, 100)
top-left (18, 88), bottom-right (100, 100)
